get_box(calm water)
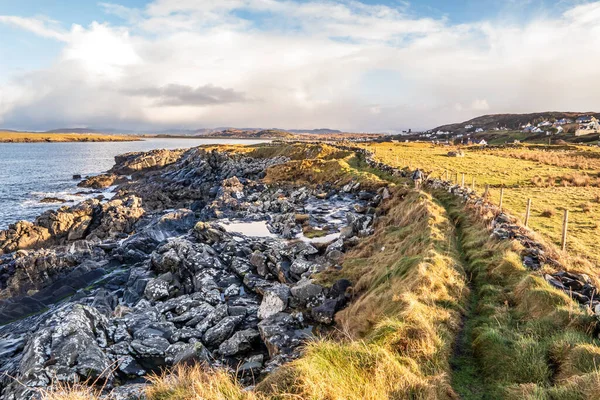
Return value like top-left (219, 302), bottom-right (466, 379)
top-left (0, 138), bottom-right (268, 229)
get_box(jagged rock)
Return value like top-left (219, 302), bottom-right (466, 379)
top-left (112, 148), bottom-right (186, 175)
top-left (78, 174), bottom-right (119, 189)
top-left (144, 278), bottom-right (170, 301)
top-left (258, 285), bottom-right (290, 319)
top-left (311, 298), bottom-right (338, 324)
top-left (170, 342), bottom-right (211, 366)
top-left (219, 329), bottom-right (260, 356)
top-left (203, 315), bottom-right (244, 347)
top-left (290, 278), bottom-right (323, 305)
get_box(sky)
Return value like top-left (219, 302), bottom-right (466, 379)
top-left (1, 0), bottom-right (600, 132)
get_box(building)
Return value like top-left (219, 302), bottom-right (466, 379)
top-left (575, 116), bottom-right (600, 136)
top-left (475, 128), bottom-right (484, 133)
top-left (576, 116), bottom-right (592, 124)
top-left (478, 139), bottom-right (488, 146)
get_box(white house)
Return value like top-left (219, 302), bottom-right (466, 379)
top-left (555, 126), bottom-right (564, 134)
top-left (576, 117), bottom-right (600, 136)
top-left (465, 124), bottom-right (474, 129)
top-left (478, 139), bottom-right (488, 146)
top-left (475, 128), bottom-right (484, 133)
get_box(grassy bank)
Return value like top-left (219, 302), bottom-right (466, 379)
top-left (139, 190), bottom-right (469, 400)
top-left (436, 190), bottom-right (600, 399)
top-left (0, 131), bottom-right (139, 142)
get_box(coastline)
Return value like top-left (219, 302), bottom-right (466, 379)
top-left (0, 132), bottom-right (141, 143)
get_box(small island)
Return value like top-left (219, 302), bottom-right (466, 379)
top-left (0, 131), bottom-right (140, 143)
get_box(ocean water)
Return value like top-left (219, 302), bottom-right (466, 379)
top-left (0, 138), bottom-right (268, 229)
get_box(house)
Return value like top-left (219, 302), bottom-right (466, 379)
top-left (532, 127), bottom-right (544, 133)
top-left (478, 139), bottom-right (488, 146)
top-left (475, 128), bottom-right (484, 133)
top-left (555, 126), bottom-right (564, 134)
top-left (556, 118), bottom-right (572, 125)
top-left (465, 124), bottom-right (474, 129)
top-left (538, 121), bottom-right (552, 127)
top-left (575, 116), bottom-right (600, 136)
top-left (576, 116), bottom-right (592, 124)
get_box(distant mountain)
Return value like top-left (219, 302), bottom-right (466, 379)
top-left (431, 112), bottom-right (600, 134)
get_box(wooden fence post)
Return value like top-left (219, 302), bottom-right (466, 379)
top-left (461, 173), bottom-right (465, 187)
top-left (471, 177), bottom-right (475, 190)
top-left (483, 184), bottom-right (489, 199)
top-left (524, 198), bottom-right (532, 227)
top-left (499, 187), bottom-right (504, 210)
top-left (562, 209), bottom-right (569, 251)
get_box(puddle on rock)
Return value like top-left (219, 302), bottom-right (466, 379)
top-left (220, 220), bottom-right (276, 238)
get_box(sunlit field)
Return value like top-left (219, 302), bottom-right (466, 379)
top-left (362, 142), bottom-right (600, 263)
top-left (0, 131), bottom-right (138, 142)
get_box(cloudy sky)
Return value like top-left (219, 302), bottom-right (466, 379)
top-left (1, 0), bottom-right (600, 132)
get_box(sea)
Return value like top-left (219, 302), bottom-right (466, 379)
top-left (0, 138), bottom-right (269, 229)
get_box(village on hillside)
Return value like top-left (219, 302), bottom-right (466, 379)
top-left (406, 114), bottom-right (600, 146)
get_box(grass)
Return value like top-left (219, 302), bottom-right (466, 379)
top-left (0, 131), bottom-right (139, 142)
top-left (257, 190), bottom-right (469, 399)
top-left (362, 141), bottom-right (600, 263)
top-left (435, 190), bottom-right (600, 399)
top-left (38, 142), bottom-right (600, 399)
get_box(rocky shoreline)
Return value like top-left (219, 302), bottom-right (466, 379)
top-left (0, 146), bottom-right (386, 399)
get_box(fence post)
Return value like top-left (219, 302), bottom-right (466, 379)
top-left (524, 198), bottom-right (532, 227)
top-left (562, 209), bottom-right (569, 251)
top-left (461, 173), bottom-right (465, 187)
top-left (499, 187), bottom-right (504, 210)
top-left (483, 184), bottom-right (489, 199)
top-left (471, 177), bottom-right (475, 190)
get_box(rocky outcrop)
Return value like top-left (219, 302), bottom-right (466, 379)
top-left (0, 196), bottom-right (144, 255)
top-left (0, 146), bottom-right (385, 399)
top-left (111, 149), bottom-right (187, 175)
top-left (78, 173), bottom-right (120, 189)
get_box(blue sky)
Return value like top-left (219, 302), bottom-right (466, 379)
top-left (1, 0), bottom-right (599, 131)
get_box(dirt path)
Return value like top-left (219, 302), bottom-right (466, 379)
top-left (435, 196), bottom-right (489, 400)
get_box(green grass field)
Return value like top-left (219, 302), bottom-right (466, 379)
top-left (363, 142), bottom-right (600, 263)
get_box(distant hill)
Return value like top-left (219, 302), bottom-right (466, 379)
top-left (287, 128), bottom-right (342, 134)
top-left (201, 129), bottom-right (295, 139)
top-left (431, 112), bottom-right (600, 134)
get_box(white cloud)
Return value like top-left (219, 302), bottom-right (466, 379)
top-left (0, 15), bottom-right (69, 41)
top-left (1, 1), bottom-right (600, 131)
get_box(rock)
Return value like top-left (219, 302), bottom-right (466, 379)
top-left (40, 197), bottom-right (68, 204)
top-left (290, 278), bottom-right (323, 304)
top-left (78, 174), bottom-right (119, 189)
top-left (130, 337), bottom-right (171, 370)
top-left (218, 329), bottom-right (260, 356)
top-left (112, 148), bottom-right (186, 175)
top-left (258, 313), bottom-right (303, 357)
top-left (311, 298), bottom-right (338, 324)
top-left (258, 285), bottom-right (290, 319)
top-left (107, 384), bottom-right (147, 400)
top-left (202, 315), bottom-right (244, 347)
top-left (168, 342), bottom-right (210, 366)
top-left (17, 305), bottom-right (112, 386)
top-left (144, 278), bottom-right (170, 301)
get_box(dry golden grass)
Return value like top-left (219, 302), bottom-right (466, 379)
top-left (145, 364), bottom-right (261, 400)
top-left (0, 131), bottom-right (138, 142)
